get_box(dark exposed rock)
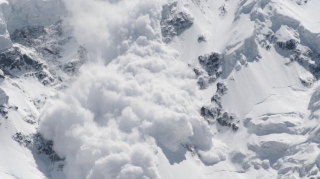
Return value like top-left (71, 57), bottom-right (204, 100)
top-left (198, 35), bottom-right (206, 43)
top-left (277, 39), bottom-right (297, 50)
top-left (181, 143), bottom-right (197, 156)
top-left (12, 132), bottom-right (64, 162)
top-left (43, 47), bottom-right (58, 55)
top-left (198, 53), bottom-right (223, 76)
top-left (0, 22), bottom-right (88, 94)
top-left (232, 123), bottom-right (239, 131)
top-left (193, 68), bottom-right (204, 76)
top-left (24, 118), bottom-right (36, 125)
top-left (265, 33), bottom-right (278, 43)
top-left (266, 44), bottom-right (271, 51)
top-left (282, 42), bottom-right (320, 80)
top-left (22, 54), bottom-right (35, 65)
top-left (2, 23), bottom-right (86, 86)
top-left (194, 52), bottom-right (238, 130)
top-left (36, 71), bottom-right (48, 80)
top-left (0, 105), bottom-right (8, 118)
top-left (0, 47), bottom-right (43, 71)
top-left (219, 4), bottom-right (227, 16)
top-left (296, 0), bottom-right (308, 5)
top-left (300, 77), bottom-right (315, 87)
top-left (195, 52), bottom-right (223, 89)
top-left (161, 2), bottom-right (194, 42)
top-left (217, 112), bottom-right (235, 127)
top-left (216, 82), bottom-right (228, 95)
top-left (0, 47), bottom-right (57, 85)
top-left (201, 105), bottom-right (221, 120)
top-left (200, 82), bottom-right (239, 131)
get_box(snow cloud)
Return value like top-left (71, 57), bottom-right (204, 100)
top-left (39, 0), bottom-right (225, 178)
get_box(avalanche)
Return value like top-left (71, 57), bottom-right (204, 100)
top-left (1, 0), bottom-right (320, 179)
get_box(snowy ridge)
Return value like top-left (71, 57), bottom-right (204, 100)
top-left (1, 0), bottom-right (320, 179)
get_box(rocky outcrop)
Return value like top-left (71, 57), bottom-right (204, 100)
top-left (12, 132), bottom-right (64, 162)
top-left (200, 82), bottom-right (239, 131)
top-left (195, 52), bottom-right (223, 89)
top-left (0, 47), bottom-right (55, 85)
top-left (0, 21), bottom-right (88, 86)
top-left (193, 51), bottom-right (239, 131)
top-left (197, 35), bottom-right (206, 43)
top-left (277, 39), bottom-right (298, 50)
top-left (161, 2), bottom-right (194, 43)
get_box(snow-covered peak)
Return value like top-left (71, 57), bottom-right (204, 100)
top-left (275, 25), bottom-right (299, 42)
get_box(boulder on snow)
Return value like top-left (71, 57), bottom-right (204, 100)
top-left (198, 35), bottom-right (207, 43)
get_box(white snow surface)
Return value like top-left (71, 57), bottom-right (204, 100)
top-left (1, 0), bottom-right (320, 179)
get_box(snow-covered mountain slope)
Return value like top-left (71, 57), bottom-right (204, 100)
top-left (0, 1), bottom-right (84, 179)
top-left (1, 0), bottom-right (320, 179)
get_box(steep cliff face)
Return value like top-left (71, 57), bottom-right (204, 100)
top-left (1, 0), bottom-right (320, 179)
